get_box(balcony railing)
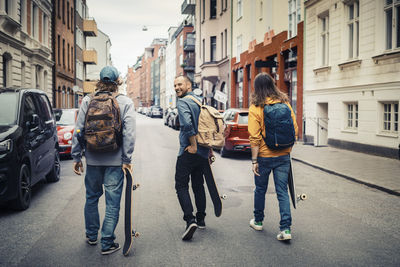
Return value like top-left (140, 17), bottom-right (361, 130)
top-left (83, 18), bottom-right (97, 37)
top-left (183, 56), bottom-right (195, 71)
top-left (181, 0), bottom-right (195, 15)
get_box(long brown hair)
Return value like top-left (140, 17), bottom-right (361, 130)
top-left (95, 79), bottom-right (122, 93)
top-left (250, 72), bottom-right (288, 106)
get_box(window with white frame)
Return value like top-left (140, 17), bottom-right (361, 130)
top-left (236, 35), bottom-right (242, 62)
top-left (384, 0), bottom-right (400, 50)
top-left (319, 13), bottom-right (329, 66)
top-left (382, 102), bottom-right (399, 133)
top-left (76, 29), bottom-right (84, 49)
top-left (347, 1), bottom-right (359, 59)
top-left (32, 3), bottom-right (39, 40)
top-left (237, 0), bottom-right (243, 19)
top-left (20, 0), bottom-right (27, 32)
top-left (43, 14), bottom-right (49, 47)
top-left (346, 103), bottom-right (358, 129)
top-left (288, 0), bottom-right (301, 38)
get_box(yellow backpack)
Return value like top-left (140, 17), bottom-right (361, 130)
top-left (184, 95), bottom-right (225, 150)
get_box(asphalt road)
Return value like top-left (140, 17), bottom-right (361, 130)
top-left (1, 114), bottom-right (399, 267)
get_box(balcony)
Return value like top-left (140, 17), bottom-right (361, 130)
top-left (182, 56), bottom-right (195, 72)
top-left (83, 49), bottom-right (97, 65)
top-left (83, 81), bottom-right (97, 94)
top-left (83, 18), bottom-right (98, 36)
top-left (183, 34), bottom-right (195, 51)
top-left (181, 0), bottom-right (195, 15)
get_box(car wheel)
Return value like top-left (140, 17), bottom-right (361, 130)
top-left (46, 149), bottom-right (61, 183)
top-left (221, 147), bottom-right (230, 158)
top-left (12, 163), bottom-right (31, 210)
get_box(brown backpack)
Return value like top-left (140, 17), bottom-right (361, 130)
top-left (184, 95), bottom-right (225, 150)
top-left (84, 91), bottom-right (122, 152)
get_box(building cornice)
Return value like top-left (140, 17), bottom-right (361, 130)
top-left (304, 0), bottom-right (320, 8)
top-left (0, 30), bottom-right (25, 49)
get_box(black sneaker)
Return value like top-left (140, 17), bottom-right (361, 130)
top-left (101, 243), bottom-right (121, 255)
top-left (182, 221), bottom-right (197, 241)
top-left (197, 219), bottom-right (206, 229)
top-left (86, 235), bottom-right (97, 245)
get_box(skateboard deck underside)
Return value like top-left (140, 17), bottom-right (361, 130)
top-left (203, 163), bottom-right (222, 217)
top-left (288, 157), bottom-right (297, 209)
top-left (123, 170), bottom-right (133, 255)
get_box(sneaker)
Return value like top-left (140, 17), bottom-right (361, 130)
top-left (277, 229), bottom-right (292, 241)
top-left (197, 219), bottom-right (206, 229)
top-left (101, 243), bottom-right (121, 255)
top-left (86, 235), bottom-right (97, 245)
top-left (249, 219), bottom-right (263, 231)
top-left (182, 221), bottom-right (197, 241)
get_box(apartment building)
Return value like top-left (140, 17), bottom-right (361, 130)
top-left (126, 55), bottom-right (143, 108)
top-left (85, 29), bottom-right (111, 93)
top-left (165, 26), bottom-right (178, 108)
top-left (230, 0), bottom-right (304, 138)
top-left (195, 0), bottom-right (230, 110)
top-left (0, 0), bottom-right (53, 101)
top-left (75, 0), bottom-right (97, 104)
top-left (303, 0), bottom-right (400, 158)
top-left (52, 0), bottom-right (76, 108)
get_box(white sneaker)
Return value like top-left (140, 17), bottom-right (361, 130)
top-left (277, 229), bottom-right (292, 241)
top-left (249, 219), bottom-right (263, 231)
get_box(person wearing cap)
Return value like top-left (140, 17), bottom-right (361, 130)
top-left (71, 66), bottom-right (136, 255)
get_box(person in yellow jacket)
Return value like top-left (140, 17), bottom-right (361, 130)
top-left (248, 72), bottom-right (298, 241)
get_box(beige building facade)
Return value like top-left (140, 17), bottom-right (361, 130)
top-left (303, 0), bottom-right (400, 158)
top-left (195, 0), bottom-right (230, 109)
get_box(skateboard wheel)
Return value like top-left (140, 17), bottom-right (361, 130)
top-left (220, 194), bottom-right (227, 200)
top-left (300, 194), bottom-right (307, 200)
top-left (210, 156), bottom-right (216, 163)
top-left (133, 184), bottom-right (140, 190)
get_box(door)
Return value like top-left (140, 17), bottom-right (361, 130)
top-left (316, 103), bottom-right (328, 146)
top-left (21, 94), bottom-right (43, 183)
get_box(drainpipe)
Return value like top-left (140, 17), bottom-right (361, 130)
top-left (303, 1), bottom-right (307, 143)
top-left (230, 0), bottom-right (233, 109)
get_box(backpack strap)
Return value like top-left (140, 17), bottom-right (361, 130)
top-left (184, 95), bottom-right (202, 107)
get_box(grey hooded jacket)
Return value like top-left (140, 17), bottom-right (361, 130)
top-left (71, 93), bottom-right (136, 166)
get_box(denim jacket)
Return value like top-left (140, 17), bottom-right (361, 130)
top-left (177, 92), bottom-right (209, 159)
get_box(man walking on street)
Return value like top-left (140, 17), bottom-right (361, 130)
top-left (174, 75), bottom-right (211, 241)
top-left (71, 66), bottom-right (136, 255)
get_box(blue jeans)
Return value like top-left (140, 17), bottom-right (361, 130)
top-left (253, 155), bottom-right (292, 231)
top-left (84, 165), bottom-right (124, 250)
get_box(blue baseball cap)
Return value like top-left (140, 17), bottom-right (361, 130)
top-left (100, 66), bottom-right (119, 84)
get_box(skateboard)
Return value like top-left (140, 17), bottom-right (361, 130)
top-left (123, 169), bottom-right (140, 256)
top-left (288, 155), bottom-right (307, 209)
top-left (202, 156), bottom-right (227, 217)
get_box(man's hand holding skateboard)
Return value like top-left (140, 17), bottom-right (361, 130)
top-left (73, 161), bottom-right (84, 175)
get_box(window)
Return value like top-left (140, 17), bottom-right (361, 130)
top-left (384, 0), bottom-right (400, 50)
top-left (346, 103), bottom-right (358, 129)
top-left (21, 62), bottom-right (25, 87)
top-left (224, 29), bottom-right (228, 58)
top-left (288, 0), bottom-right (301, 38)
top-left (71, 47), bottom-right (74, 72)
top-left (62, 0), bottom-right (65, 24)
top-left (211, 0), bottom-right (217, 19)
top-left (382, 102), bottom-right (399, 133)
top-left (319, 14), bottom-right (329, 66)
top-left (71, 7), bottom-right (74, 32)
top-left (210, 36), bottom-right (217, 61)
top-left (347, 1), bottom-right (359, 59)
top-left (259, 1), bottom-right (263, 20)
top-left (202, 0), bottom-right (205, 21)
top-left (236, 35), bottom-right (242, 62)
top-left (2, 53), bottom-right (12, 87)
top-left (21, 0), bottom-right (27, 31)
top-left (67, 43), bottom-right (70, 70)
top-left (180, 35), bottom-right (183, 47)
top-left (202, 39), bottom-right (205, 63)
top-left (32, 4), bottom-right (38, 39)
top-left (179, 54), bottom-right (183, 65)
top-left (58, 0), bottom-right (61, 18)
top-left (63, 39), bottom-right (65, 68)
top-left (57, 35), bottom-right (61, 65)
top-left (43, 15), bottom-right (48, 46)
top-left (221, 32), bottom-right (224, 59)
top-left (67, 1), bottom-right (70, 29)
top-left (237, 0), bottom-right (243, 19)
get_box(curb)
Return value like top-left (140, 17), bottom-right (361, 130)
top-left (292, 157), bottom-right (400, 197)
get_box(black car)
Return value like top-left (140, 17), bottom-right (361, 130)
top-left (0, 88), bottom-right (60, 210)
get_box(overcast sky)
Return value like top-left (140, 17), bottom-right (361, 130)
top-left (86, 0), bottom-right (186, 76)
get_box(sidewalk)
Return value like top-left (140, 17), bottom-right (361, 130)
top-left (291, 144), bottom-right (400, 196)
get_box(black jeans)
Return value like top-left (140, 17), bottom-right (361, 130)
top-left (175, 151), bottom-right (208, 223)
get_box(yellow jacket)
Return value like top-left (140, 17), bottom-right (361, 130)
top-left (248, 97), bottom-right (298, 158)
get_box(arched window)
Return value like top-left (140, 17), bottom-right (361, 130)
top-left (62, 86), bottom-right (66, 108)
top-left (43, 71), bottom-right (48, 93)
top-left (2, 53), bottom-right (12, 87)
top-left (21, 61), bottom-right (26, 87)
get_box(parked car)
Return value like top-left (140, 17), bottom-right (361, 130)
top-left (137, 107), bottom-right (143, 114)
top-left (141, 107), bottom-right (148, 115)
top-left (164, 107), bottom-right (173, 125)
top-left (54, 108), bottom-right (78, 157)
top-left (168, 108), bottom-right (180, 130)
top-left (149, 106), bottom-right (163, 118)
top-left (220, 108), bottom-right (250, 157)
top-left (0, 88), bottom-right (60, 210)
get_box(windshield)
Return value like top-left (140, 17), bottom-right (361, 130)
top-left (0, 92), bottom-right (18, 126)
top-left (55, 109), bottom-right (76, 125)
top-left (238, 113), bottom-right (248, 124)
